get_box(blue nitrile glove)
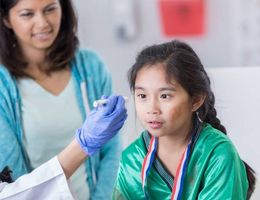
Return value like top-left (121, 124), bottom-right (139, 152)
top-left (75, 95), bottom-right (127, 155)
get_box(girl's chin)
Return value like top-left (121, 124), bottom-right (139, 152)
top-left (146, 130), bottom-right (163, 137)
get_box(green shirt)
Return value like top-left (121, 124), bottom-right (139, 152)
top-left (113, 123), bottom-right (248, 200)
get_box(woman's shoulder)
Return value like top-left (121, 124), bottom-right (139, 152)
top-left (71, 48), bottom-right (109, 77)
top-left (0, 65), bottom-right (13, 82)
top-left (73, 48), bottom-right (104, 65)
top-left (0, 65), bottom-right (17, 95)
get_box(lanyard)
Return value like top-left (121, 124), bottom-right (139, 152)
top-left (141, 135), bottom-right (193, 200)
top-left (171, 140), bottom-right (192, 200)
top-left (141, 136), bottom-right (158, 190)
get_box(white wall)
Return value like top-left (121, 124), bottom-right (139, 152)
top-left (73, 0), bottom-right (259, 198)
top-left (74, 0), bottom-right (237, 96)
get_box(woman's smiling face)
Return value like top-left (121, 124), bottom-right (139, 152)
top-left (4, 0), bottom-right (62, 54)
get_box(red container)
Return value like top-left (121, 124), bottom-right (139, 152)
top-left (158, 0), bottom-right (205, 36)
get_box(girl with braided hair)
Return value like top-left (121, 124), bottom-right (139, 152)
top-left (113, 40), bottom-right (255, 200)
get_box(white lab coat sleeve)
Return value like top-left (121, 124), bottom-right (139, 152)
top-left (0, 156), bottom-right (74, 200)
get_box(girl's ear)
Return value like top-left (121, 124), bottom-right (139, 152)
top-left (191, 94), bottom-right (206, 112)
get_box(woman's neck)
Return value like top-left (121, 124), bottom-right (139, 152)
top-left (22, 50), bottom-right (48, 79)
top-left (22, 47), bottom-right (47, 68)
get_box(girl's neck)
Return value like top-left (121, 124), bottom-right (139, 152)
top-left (156, 128), bottom-right (193, 177)
top-left (158, 133), bottom-right (190, 155)
top-left (157, 123), bottom-right (193, 154)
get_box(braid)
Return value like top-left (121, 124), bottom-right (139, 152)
top-left (199, 90), bottom-right (227, 134)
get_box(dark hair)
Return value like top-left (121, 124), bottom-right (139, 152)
top-left (128, 40), bottom-right (255, 199)
top-left (0, 0), bottom-right (79, 78)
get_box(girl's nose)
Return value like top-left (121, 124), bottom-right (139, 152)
top-left (147, 99), bottom-right (160, 115)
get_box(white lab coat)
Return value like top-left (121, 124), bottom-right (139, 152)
top-left (0, 157), bottom-right (74, 200)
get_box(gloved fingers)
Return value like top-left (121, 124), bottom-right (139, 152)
top-left (108, 112), bottom-right (128, 130)
top-left (101, 95), bottom-right (118, 115)
top-left (116, 107), bottom-right (127, 118)
top-left (106, 105), bottom-right (127, 121)
top-left (115, 113), bottom-right (128, 128)
top-left (101, 95), bottom-right (108, 100)
top-left (94, 95), bottom-right (109, 111)
top-left (104, 96), bottom-right (126, 117)
top-left (110, 115), bottom-right (128, 134)
top-left (96, 112), bottom-right (127, 137)
top-left (96, 95), bottom-right (126, 115)
top-left (104, 107), bottom-right (127, 127)
top-left (115, 95), bottom-right (126, 110)
top-left (118, 112), bottom-right (128, 125)
top-left (115, 109), bottom-right (128, 123)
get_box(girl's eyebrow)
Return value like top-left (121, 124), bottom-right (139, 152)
top-left (134, 86), bottom-right (176, 92)
top-left (134, 86), bottom-right (145, 90)
top-left (159, 87), bottom-right (176, 92)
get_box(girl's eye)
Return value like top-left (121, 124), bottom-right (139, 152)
top-left (160, 94), bottom-right (171, 99)
top-left (137, 94), bottom-right (146, 99)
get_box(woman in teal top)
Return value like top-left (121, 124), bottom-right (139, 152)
top-left (113, 40), bottom-right (256, 199)
top-left (0, 0), bottom-right (120, 199)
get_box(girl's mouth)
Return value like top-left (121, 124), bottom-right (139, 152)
top-left (148, 121), bottom-right (163, 129)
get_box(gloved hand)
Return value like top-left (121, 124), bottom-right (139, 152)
top-left (75, 95), bottom-right (127, 155)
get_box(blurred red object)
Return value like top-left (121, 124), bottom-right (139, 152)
top-left (158, 0), bottom-right (205, 36)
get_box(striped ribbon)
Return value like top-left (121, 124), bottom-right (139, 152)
top-left (171, 140), bottom-right (191, 200)
top-left (141, 135), bottom-right (192, 200)
top-left (141, 136), bottom-right (158, 190)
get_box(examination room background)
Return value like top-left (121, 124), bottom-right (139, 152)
top-left (74, 0), bottom-right (260, 199)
